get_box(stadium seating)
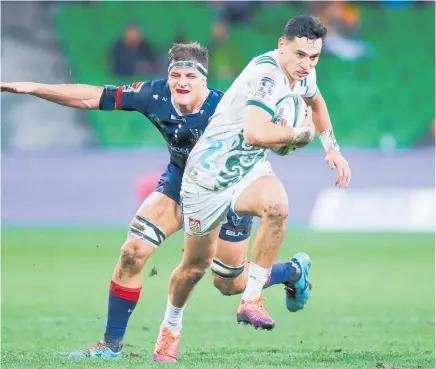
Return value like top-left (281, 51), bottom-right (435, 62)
top-left (56, 2), bottom-right (435, 148)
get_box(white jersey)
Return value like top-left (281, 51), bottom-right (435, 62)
top-left (185, 49), bottom-right (318, 191)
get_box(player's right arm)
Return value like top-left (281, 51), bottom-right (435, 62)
top-left (0, 82), bottom-right (103, 109)
top-left (243, 64), bottom-right (314, 149)
top-left (244, 104), bottom-right (314, 149)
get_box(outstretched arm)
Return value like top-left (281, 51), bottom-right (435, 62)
top-left (1, 82), bottom-right (103, 109)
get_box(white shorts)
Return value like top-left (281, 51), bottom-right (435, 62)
top-left (181, 160), bottom-right (274, 236)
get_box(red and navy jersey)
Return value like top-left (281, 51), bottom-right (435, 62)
top-left (99, 79), bottom-right (223, 169)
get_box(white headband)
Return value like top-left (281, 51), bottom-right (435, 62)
top-left (168, 61), bottom-right (207, 80)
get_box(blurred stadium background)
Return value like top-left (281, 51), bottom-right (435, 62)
top-left (1, 1), bottom-right (435, 368)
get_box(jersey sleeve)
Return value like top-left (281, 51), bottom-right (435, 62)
top-left (246, 62), bottom-right (286, 117)
top-left (304, 69), bottom-right (318, 99)
top-left (99, 81), bottom-right (152, 114)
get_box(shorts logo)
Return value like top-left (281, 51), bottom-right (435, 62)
top-left (225, 230), bottom-right (244, 237)
top-left (189, 217), bottom-right (201, 233)
top-left (231, 215), bottom-right (242, 226)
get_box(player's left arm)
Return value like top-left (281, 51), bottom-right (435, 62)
top-left (304, 86), bottom-right (351, 189)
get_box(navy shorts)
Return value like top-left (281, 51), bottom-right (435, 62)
top-left (156, 163), bottom-right (253, 242)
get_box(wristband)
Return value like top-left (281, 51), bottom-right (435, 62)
top-left (318, 129), bottom-right (340, 153)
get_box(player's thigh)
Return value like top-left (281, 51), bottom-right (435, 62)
top-left (233, 175), bottom-right (288, 217)
top-left (135, 162), bottom-right (183, 237)
top-left (122, 192), bottom-right (181, 260)
top-left (135, 191), bottom-right (182, 236)
top-left (215, 238), bottom-right (249, 266)
top-left (211, 213), bottom-right (252, 281)
top-left (181, 227), bottom-right (221, 269)
top-left (216, 211), bottom-right (253, 264)
top-left (181, 175), bottom-right (230, 238)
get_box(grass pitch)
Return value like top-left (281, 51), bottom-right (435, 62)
top-left (1, 228), bottom-right (434, 368)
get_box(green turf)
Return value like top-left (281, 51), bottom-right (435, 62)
top-left (1, 228), bottom-right (434, 368)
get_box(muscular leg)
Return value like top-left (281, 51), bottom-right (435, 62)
top-left (235, 175), bottom-right (288, 271)
top-left (212, 238), bottom-right (302, 296)
top-left (105, 192), bottom-right (182, 345)
top-left (169, 227), bottom-right (221, 308)
top-left (69, 192), bottom-right (182, 358)
top-left (112, 192), bottom-right (182, 288)
top-left (212, 179), bottom-right (311, 315)
top-left (231, 175), bottom-right (288, 329)
top-left (153, 228), bottom-right (221, 362)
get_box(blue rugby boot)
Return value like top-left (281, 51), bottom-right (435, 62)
top-left (68, 341), bottom-right (122, 359)
top-left (285, 252), bottom-right (312, 312)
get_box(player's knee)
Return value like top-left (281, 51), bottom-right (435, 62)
top-left (120, 237), bottom-right (153, 270)
top-left (211, 258), bottom-right (246, 296)
top-left (213, 277), bottom-right (244, 296)
top-left (119, 215), bottom-right (167, 271)
top-left (263, 201), bottom-right (288, 225)
top-left (179, 266), bottom-right (207, 286)
top-left (213, 277), bottom-right (233, 296)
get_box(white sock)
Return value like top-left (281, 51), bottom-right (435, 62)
top-left (241, 262), bottom-right (271, 302)
top-left (162, 297), bottom-right (185, 335)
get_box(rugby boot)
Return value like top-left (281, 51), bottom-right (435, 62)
top-left (153, 327), bottom-right (180, 363)
top-left (285, 252), bottom-right (312, 312)
top-left (237, 296), bottom-right (275, 330)
top-left (68, 341), bottom-right (122, 359)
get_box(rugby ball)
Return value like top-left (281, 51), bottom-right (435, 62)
top-left (272, 94), bottom-right (308, 156)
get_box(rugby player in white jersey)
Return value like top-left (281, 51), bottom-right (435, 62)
top-left (153, 15), bottom-right (351, 362)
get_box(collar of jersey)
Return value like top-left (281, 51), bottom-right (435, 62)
top-left (272, 49), bottom-right (287, 76)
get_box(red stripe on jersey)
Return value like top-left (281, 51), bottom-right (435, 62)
top-left (109, 280), bottom-right (142, 302)
top-left (115, 87), bottom-right (123, 110)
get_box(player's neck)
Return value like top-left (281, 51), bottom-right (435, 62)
top-left (280, 64), bottom-right (297, 89)
top-left (173, 89), bottom-right (209, 115)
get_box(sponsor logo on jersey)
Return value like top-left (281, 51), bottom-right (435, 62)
top-left (254, 76), bottom-right (275, 98)
top-left (168, 145), bottom-right (190, 155)
top-left (189, 217), bottom-right (201, 233)
top-left (123, 82), bottom-right (144, 93)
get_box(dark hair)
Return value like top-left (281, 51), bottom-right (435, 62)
top-left (283, 15), bottom-right (327, 41)
top-left (168, 42), bottom-right (209, 69)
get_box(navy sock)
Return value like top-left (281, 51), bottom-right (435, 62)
top-left (264, 261), bottom-right (301, 289)
top-left (104, 281), bottom-right (141, 352)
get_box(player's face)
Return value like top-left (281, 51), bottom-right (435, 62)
top-left (278, 36), bottom-right (323, 81)
top-left (168, 68), bottom-right (207, 109)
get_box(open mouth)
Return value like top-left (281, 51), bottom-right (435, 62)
top-left (176, 89), bottom-right (190, 94)
top-left (297, 71), bottom-right (308, 77)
